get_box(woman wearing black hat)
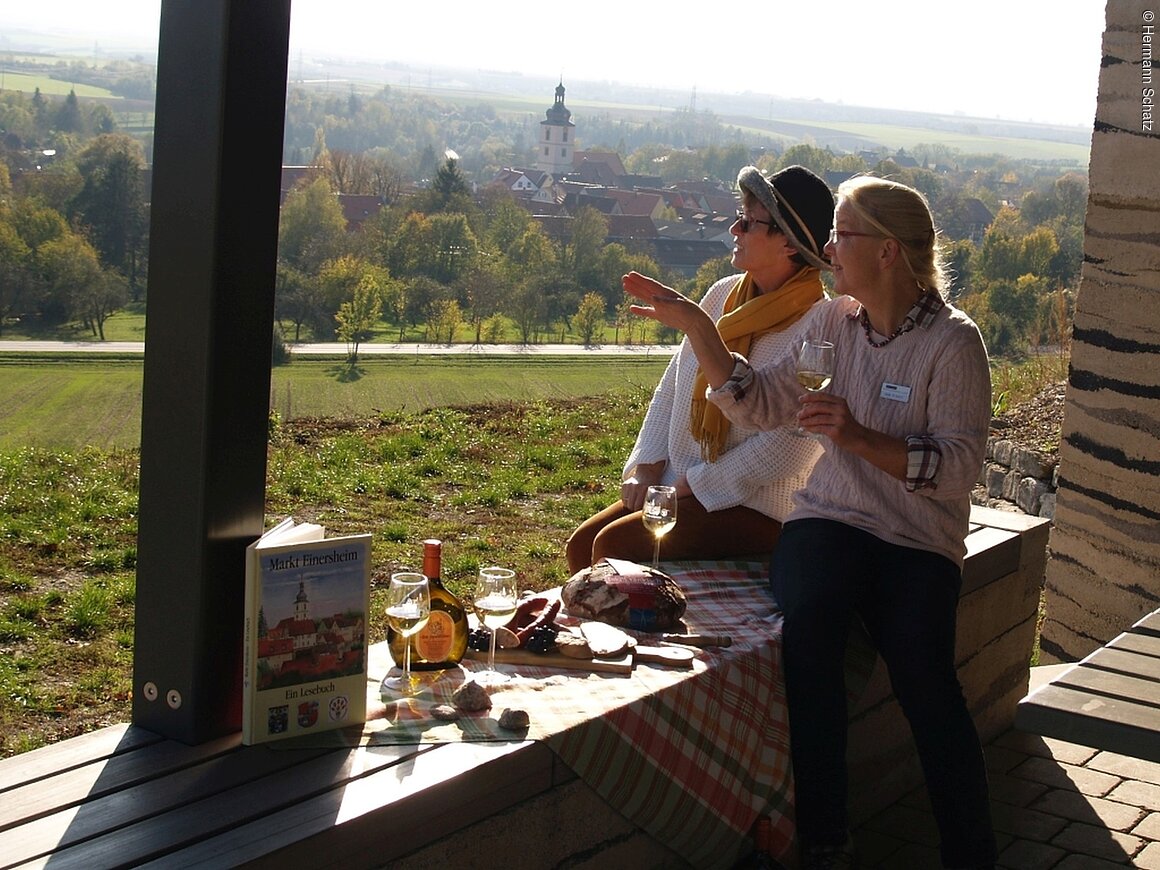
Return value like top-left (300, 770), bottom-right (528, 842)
top-left (564, 164), bottom-right (835, 574)
top-left (623, 174), bottom-right (997, 870)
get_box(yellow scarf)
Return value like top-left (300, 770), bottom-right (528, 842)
top-left (690, 267), bottom-right (824, 461)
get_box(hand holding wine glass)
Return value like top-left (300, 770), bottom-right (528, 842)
top-left (474, 567), bottom-right (518, 687)
top-left (642, 485), bottom-right (677, 570)
top-left (795, 338), bottom-right (835, 437)
top-left (383, 572), bottom-right (430, 696)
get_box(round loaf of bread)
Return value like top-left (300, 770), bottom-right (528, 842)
top-left (561, 559), bottom-right (687, 631)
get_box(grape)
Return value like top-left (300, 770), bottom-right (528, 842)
top-left (467, 627), bottom-right (492, 652)
top-left (524, 623), bottom-right (559, 653)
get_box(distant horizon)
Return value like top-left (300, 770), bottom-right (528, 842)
top-left (0, 1), bottom-right (1105, 128)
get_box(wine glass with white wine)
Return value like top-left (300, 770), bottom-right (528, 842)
top-left (642, 485), bottom-right (678, 570)
top-left (473, 566), bottom-right (518, 687)
top-left (795, 338), bottom-right (835, 437)
top-left (383, 572), bottom-right (430, 696)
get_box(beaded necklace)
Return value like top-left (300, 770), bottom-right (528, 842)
top-left (857, 308), bottom-right (915, 348)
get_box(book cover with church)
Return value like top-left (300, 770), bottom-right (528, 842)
top-left (243, 519), bottom-right (372, 745)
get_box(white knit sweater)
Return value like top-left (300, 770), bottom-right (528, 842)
top-left (623, 274), bottom-right (823, 520)
top-left (708, 294), bottom-right (991, 567)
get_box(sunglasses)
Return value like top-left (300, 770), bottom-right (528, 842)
top-left (734, 211), bottom-right (776, 233)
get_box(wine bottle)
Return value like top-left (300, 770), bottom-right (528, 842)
top-left (387, 539), bottom-right (468, 670)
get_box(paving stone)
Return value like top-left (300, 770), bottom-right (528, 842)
top-left (1089, 751), bottom-right (1160, 784)
top-left (988, 770), bottom-right (1050, 808)
top-left (897, 785), bottom-right (931, 811)
top-left (860, 803), bottom-right (940, 848)
top-left (993, 730), bottom-right (1098, 766)
top-left (1012, 756), bottom-right (1121, 797)
top-left (1134, 811), bottom-right (1160, 841)
top-left (1108, 778), bottom-right (1160, 812)
top-left (1032, 788), bottom-right (1146, 831)
top-left (866, 841), bottom-right (941, 869)
top-left (1054, 854), bottom-right (1137, 869)
top-left (851, 827), bottom-right (906, 867)
top-left (997, 838), bottom-right (1066, 870)
top-left (986, 742), bottom-right (1031, 776)
top-left (991, 800), bottom-right (1069, 841)
top-left (1136, 840), bottom-right (1160, 869)
top-left (1051, 820), bottom-right (1143, 862)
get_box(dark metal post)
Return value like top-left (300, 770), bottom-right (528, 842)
top-left (132, 0), bottom-right (291, 743)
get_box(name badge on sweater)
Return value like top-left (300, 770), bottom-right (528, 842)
top-left (880, 382), bottom-right (911, 403)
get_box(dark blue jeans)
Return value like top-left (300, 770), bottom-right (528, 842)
top-left (770, 519), bottom-right (997, 868)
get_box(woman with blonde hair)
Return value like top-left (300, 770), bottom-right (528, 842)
top-left (624, 175), bottom-right (997, 870)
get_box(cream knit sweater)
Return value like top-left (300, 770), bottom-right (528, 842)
top-left (709, 294), bottom-right (991, 567)
top-left (624, 274), bottom-right (823, 520)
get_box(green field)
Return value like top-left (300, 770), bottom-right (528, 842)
top-left (0, 71), bottom-right (117, 99)
top-left (0, 354), bottom-right (670, 450)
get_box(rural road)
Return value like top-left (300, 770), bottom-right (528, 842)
top-left (1, 341), bottom-right (678, 356)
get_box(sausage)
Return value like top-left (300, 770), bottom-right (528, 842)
top-left (503, 596), bottom-right (551, 632)
top-left (514, 599), bottom-right (561, 646)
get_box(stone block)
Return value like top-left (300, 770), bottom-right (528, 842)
top-left (1039, 493), bottom-right (1057, 519)
top-left (986, 463), bottom-right (1008, 498)
top-left (1003, 468), bottom-right (1022, 501)
top-left (1014, 448), bottom-right (1055, 480)
top-left (993, 439), bottom-right (1015, 465)
top-left (1017, 477), bottom-right (1050, 515)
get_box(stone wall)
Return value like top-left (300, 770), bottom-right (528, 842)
top-left (974, 436), bottom-right (1059, 519)
top-left (1039, 1), bottom-right (1160, 664)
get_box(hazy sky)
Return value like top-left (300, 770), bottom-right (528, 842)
top-left (2, 1), bottom-right (1106, 127)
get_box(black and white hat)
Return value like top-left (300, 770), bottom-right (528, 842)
top-left (737, 164), bottom-right (834, 270)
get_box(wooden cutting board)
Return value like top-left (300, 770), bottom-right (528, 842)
top-left (463, 646), bottom-right (633, 675)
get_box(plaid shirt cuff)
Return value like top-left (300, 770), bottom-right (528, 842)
top-left (712, 353), bottom-right (754, 402)
top-left (905, 435), bottom-right (942, 492)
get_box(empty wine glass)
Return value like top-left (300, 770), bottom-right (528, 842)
top-left (473, 566), bottom-right (518, 687)
top-left (795, 338), bottom-right (835, 437)
top-left (642, 485), bottom-right (677, 569)
top-left (382, 572), bottom-right (430, 696)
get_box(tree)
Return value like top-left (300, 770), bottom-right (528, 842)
top-left (56, 89), bottom-right (84, 134)
top-left (427, 298), bottom-right (462, 344)
top-left (71, 134), bottom-right (149, 293)
top-left (942, 239), bottom-right (976, 300)
top-left (335, 276), bottom-right (383, 363)
top-left (1019, 227), bottom-right (1060, 279)
top-left (428, 156), bottom-right (471, 212)
top-left (277, 176), bottom-right (349, 276)
top-left (777, 144), bottom-right (833, 177)
top-left (689, 255), bottom-right (735, 301)
top-left (0, 219), bottom-right (32, 334)
top-left (386, 211), bottom-right (433, 279)
top-left (508, 276), bottom-right (549, 345)
top-left (428, 212), bottom-right (478, 284)
top-left (316, 255), bottom-right (390, 340)
top-left (573, 292), bottom-right (606, 346)
top-left (34, 232), bottom-right (103, 325)
top-left (480, 190), bottom-right (531, 254)
top-left (275, 263), bottom-right (320, 342)
top-left (76, 269), bottom-right (130, 340)
top-left (563, 206), bottom-right (608, 288)
top-left (458, 259), bottom-right (506, 345)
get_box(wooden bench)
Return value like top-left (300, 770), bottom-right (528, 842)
top-left (0, 505), bottom-right (1049, 869)
top-left (1015, 607), bottom-right (1160, 763)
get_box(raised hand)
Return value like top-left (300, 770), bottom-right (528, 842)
top-left (623, 271), bottom-right (736, 390)
top-left (623, 271), bottom-right (704, 333)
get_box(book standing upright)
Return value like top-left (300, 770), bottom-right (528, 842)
top-left (243, 518), bottom-right (372, 745)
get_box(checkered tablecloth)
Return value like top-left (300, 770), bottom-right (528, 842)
top-left (358, 560), bottom-right (875, 867)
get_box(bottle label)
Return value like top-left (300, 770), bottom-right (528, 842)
top-left (415, 611), bottom-right (455, 662)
